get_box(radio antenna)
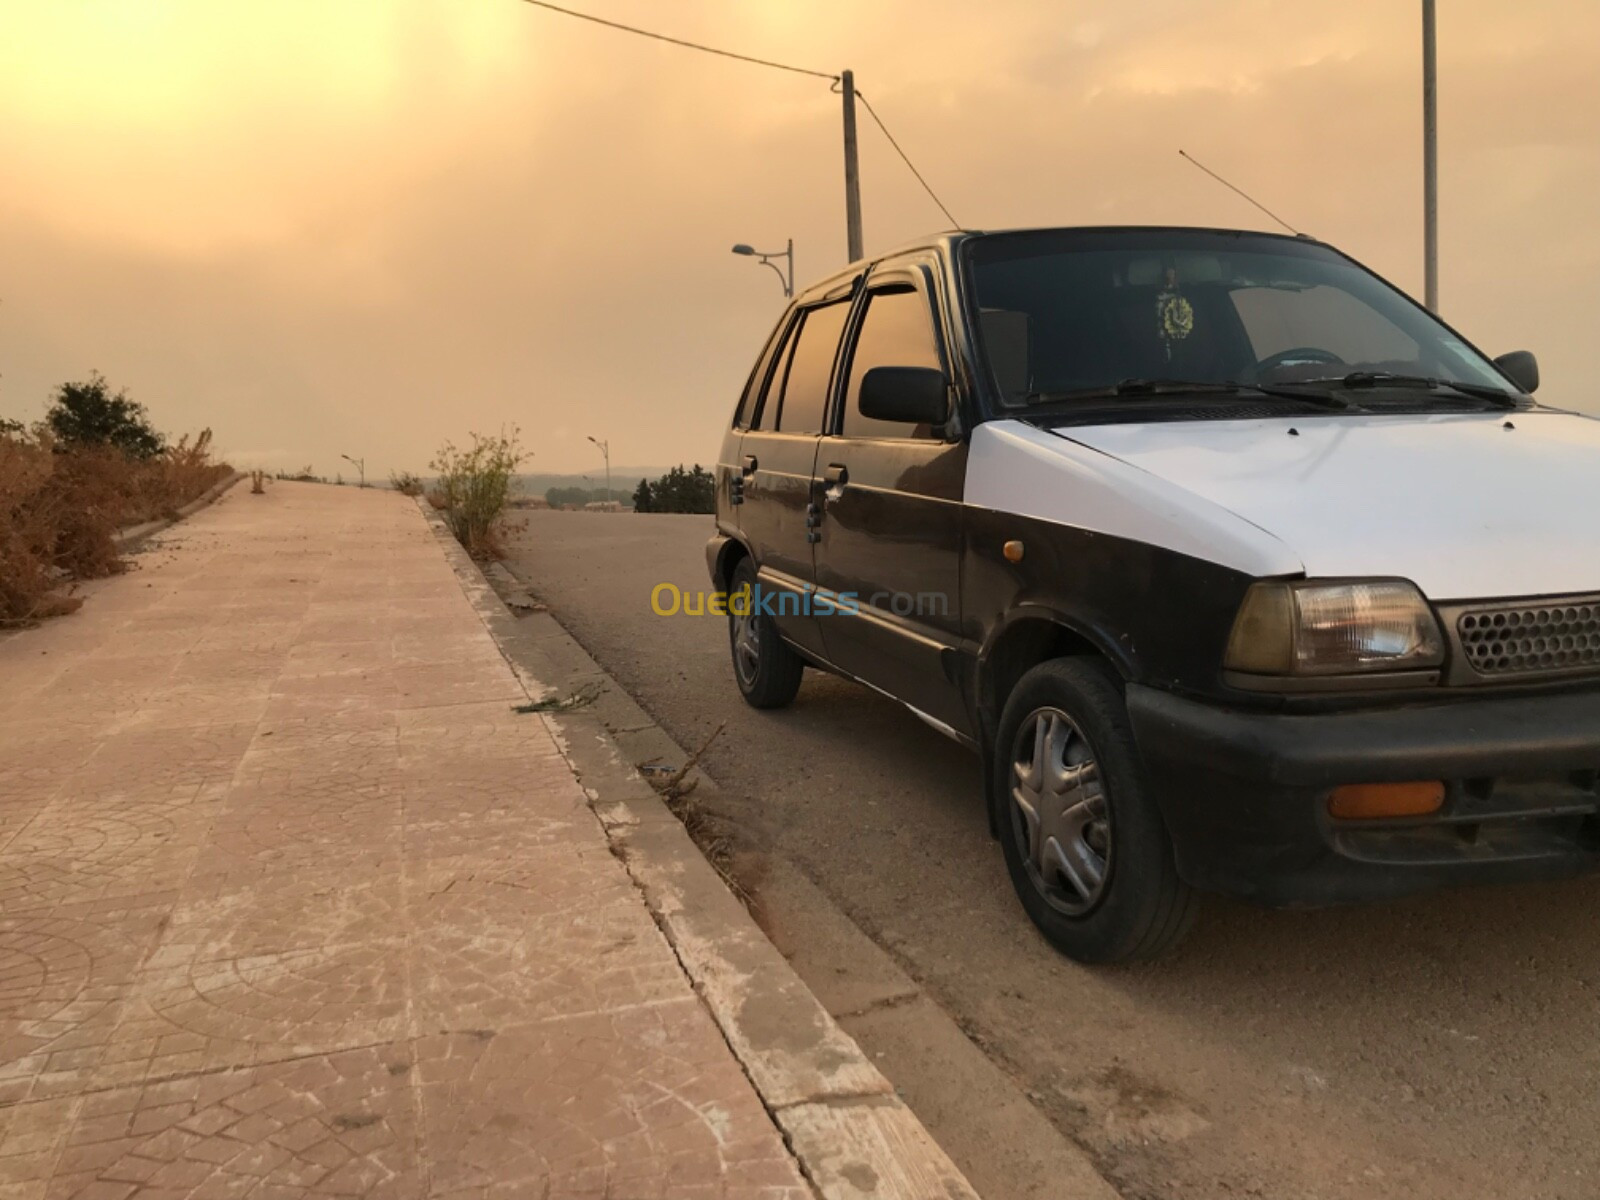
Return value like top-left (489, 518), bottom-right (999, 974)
top-left (1178, 149), bottom-right (1300, 236)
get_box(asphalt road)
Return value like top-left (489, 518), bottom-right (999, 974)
top-left (506, 509), bottom-right (1600, 1200)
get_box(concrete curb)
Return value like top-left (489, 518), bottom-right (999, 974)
top-left (113, 470), bottom-right (246, 551)
top-left (417, 501), bottom-right (981, 1200)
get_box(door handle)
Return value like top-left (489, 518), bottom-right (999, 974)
top-left (822, 463), bottom-right (848, 488)
top-left (741, 455), bottom-right (758, 476)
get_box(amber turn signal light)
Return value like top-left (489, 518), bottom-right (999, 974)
top-left (1327, 781), bottom-right (1446, 820)
top-left (1003, 540), bottom-right (1024, 563)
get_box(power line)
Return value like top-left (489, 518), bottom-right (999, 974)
top-left (855, 90), bottom-right (960, 229)
top-left (514, 0), bottom-right (837, 80)
top-left (515, 1), bottom-right (959, 231)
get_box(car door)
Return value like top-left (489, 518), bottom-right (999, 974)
top-left (738, 297), bottom-right (852, 662)
top-left (812, 261), bottom-right (971, 739)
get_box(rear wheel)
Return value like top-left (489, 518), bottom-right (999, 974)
top-left (994, 657), bottom-right (1196, 962)
top-left (728, 558), bottom-right (803, 709)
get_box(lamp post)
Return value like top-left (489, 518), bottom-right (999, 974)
top-left (586, 436), bottom-right (611, 506)
top-left (340, 454), bottom-right (365, 488)
top-left (1422, 0), bottom-right (1439, 312)
top-left (731, 240), bottom-right (794, 299)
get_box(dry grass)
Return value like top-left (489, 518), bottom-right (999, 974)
top-left (0, 428), bottom-right (231, 623)
top-left (390, 470), bottom-right (425, 497)
top-left (636, 723), bottom-right (748, 905)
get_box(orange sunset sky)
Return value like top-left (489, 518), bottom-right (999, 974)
top-left (2, 1), bottom-right (1597, 475)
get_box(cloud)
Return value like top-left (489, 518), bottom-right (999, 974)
top-left (1, 0), bottom-right (1596, 474)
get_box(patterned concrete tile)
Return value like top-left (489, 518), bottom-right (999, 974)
top-left (0, 905), bottom-right (167, 1106)
top-left (68, 725), bottom-right (261, 797)
top-left (152, 872), bottom-right (404, 967)
top-left (407, 847), bottom-right (685, 1031)
top-left (0, 484), bottom-right (813, 1197)
top-left (93, 942), bottom-right (409, 1088)
top-left (390, 667), bottom-right (525, 712)
top-left (0, 793), bottom-right (211, 917)
top-left (49, 1046), bottom-right (419, 1199)
top-left (414, 1002), bottom-right (809, 1200)
top-left (119, 686), bottom-right (273, 734)
top-left (0, 1096), bottom-right (78, 1200)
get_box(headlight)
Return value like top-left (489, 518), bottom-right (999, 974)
top-left (1225, 580), bottom-right (1444, 676)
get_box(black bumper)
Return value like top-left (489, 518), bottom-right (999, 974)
top-left (1126, 683), bottom-right (1600, 906)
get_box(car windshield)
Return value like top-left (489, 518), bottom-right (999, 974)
top-left (964, 230), bottom-right (1516, 409)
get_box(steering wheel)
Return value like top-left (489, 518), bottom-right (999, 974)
top-left (1254, 346), bottom-right (1346, 376)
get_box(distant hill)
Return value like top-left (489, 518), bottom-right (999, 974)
top-left (510, 468), bottom-right (671, 501)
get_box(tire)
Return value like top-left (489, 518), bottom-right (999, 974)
top-left (993, 657), bottom-right (1197, 963)
top-left (727, 557), bottom-right (804, 709)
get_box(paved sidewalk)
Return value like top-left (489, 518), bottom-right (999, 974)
top-left (0, 482), bottom-right (811, 1198)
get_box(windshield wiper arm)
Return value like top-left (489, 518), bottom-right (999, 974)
top-left (1023, 379), bottom-right (1235, 404)
top-left (1024, 378), bottom-right (1354, 410)
top-left (1293, 371), bottom-right (1519, 409)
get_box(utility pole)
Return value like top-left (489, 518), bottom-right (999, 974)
top-left (1422, 0), bottom-right (1438, 312)
top-left (586, 436), bottom-right (611, 505)
top-left (841, 68), bottom-right (863, 262)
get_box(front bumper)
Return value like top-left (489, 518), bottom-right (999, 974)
top-left (1126, 683), bottom-right (1600, 905)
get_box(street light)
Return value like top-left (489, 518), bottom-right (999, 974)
top-left (340, 454), bottom-right (365, 488)
top-left (586, 436), bottom-right (612, 507)
top-left (732, 239), bottom-right (794, 299)
top-left (1422, 0), bottom-right (1438, 312)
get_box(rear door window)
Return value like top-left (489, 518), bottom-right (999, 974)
top-left (735, 312), bottom-right (795, 430)
top-left (841, 286), bottom-right (943, 439)
top-left (750, 321), bottom-right (799, 432)
top-left (774, 301), bottom-right (850, 435)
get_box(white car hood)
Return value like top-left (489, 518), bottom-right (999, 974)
top-left (1053, 408), bottom-right (1600, 600)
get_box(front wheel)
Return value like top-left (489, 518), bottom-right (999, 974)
top-left (727, 558), bottom-right (803, 709)
top-left (994, 657), bottom-right (1196, 963)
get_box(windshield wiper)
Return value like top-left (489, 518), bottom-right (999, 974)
top-left (1023, 378), bottom-right (1354, 410)
top-left (1291, 371), bottom-right (1519, 409)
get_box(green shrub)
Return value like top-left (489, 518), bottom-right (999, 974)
top-left (429, 428), bottom-right (526, 558)
top-left (45, 373), bottom-right (165, 459)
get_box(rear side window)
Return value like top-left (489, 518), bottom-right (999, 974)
top-left (842, 287), bottom-right (943, 439)
top-left (734, 313), bottom-right (794, 429)
top-left (751, 326), bottom-right (798, 432)
top-left (774, 302), bottom-right (850, 434)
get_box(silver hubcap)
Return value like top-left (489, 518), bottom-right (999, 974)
top-left (1010, 707), bottom-right (1112, 915)
top-left (732, 586), bottom-right (761, 685)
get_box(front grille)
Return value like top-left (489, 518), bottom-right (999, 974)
top-left (1457, 600), bottom-right (1600, 677)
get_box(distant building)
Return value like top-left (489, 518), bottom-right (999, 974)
top-left (583, 500), bottom-right (623, 513)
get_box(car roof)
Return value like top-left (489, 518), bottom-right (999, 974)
top-left (792, 224), bottom-right (1327, 304)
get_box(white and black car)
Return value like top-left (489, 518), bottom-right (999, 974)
top-left (706, 226), bottom-right (1600, 963)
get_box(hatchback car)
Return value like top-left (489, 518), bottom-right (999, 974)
top-left (707, 225), bottom-right (1600, 962)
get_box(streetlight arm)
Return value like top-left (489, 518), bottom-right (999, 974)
top-left (759, 259), bottom-right (790, 297)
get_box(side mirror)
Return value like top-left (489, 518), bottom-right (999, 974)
top-left (1494, 350), bottom-right (1539, 394)
top-left (859, 366), bottom-right (949, 425)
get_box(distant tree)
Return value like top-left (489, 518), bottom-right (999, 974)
top-left (632, 478), bottom-right (653, 513)
top-left (645, 464), bottom-right (715, 514)
top-left (45, 373), bottom-right (164, 458)
top-left (545, 485), bottom-right (611, 509)
top-left (0, 416), bottom-right (24, 437)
